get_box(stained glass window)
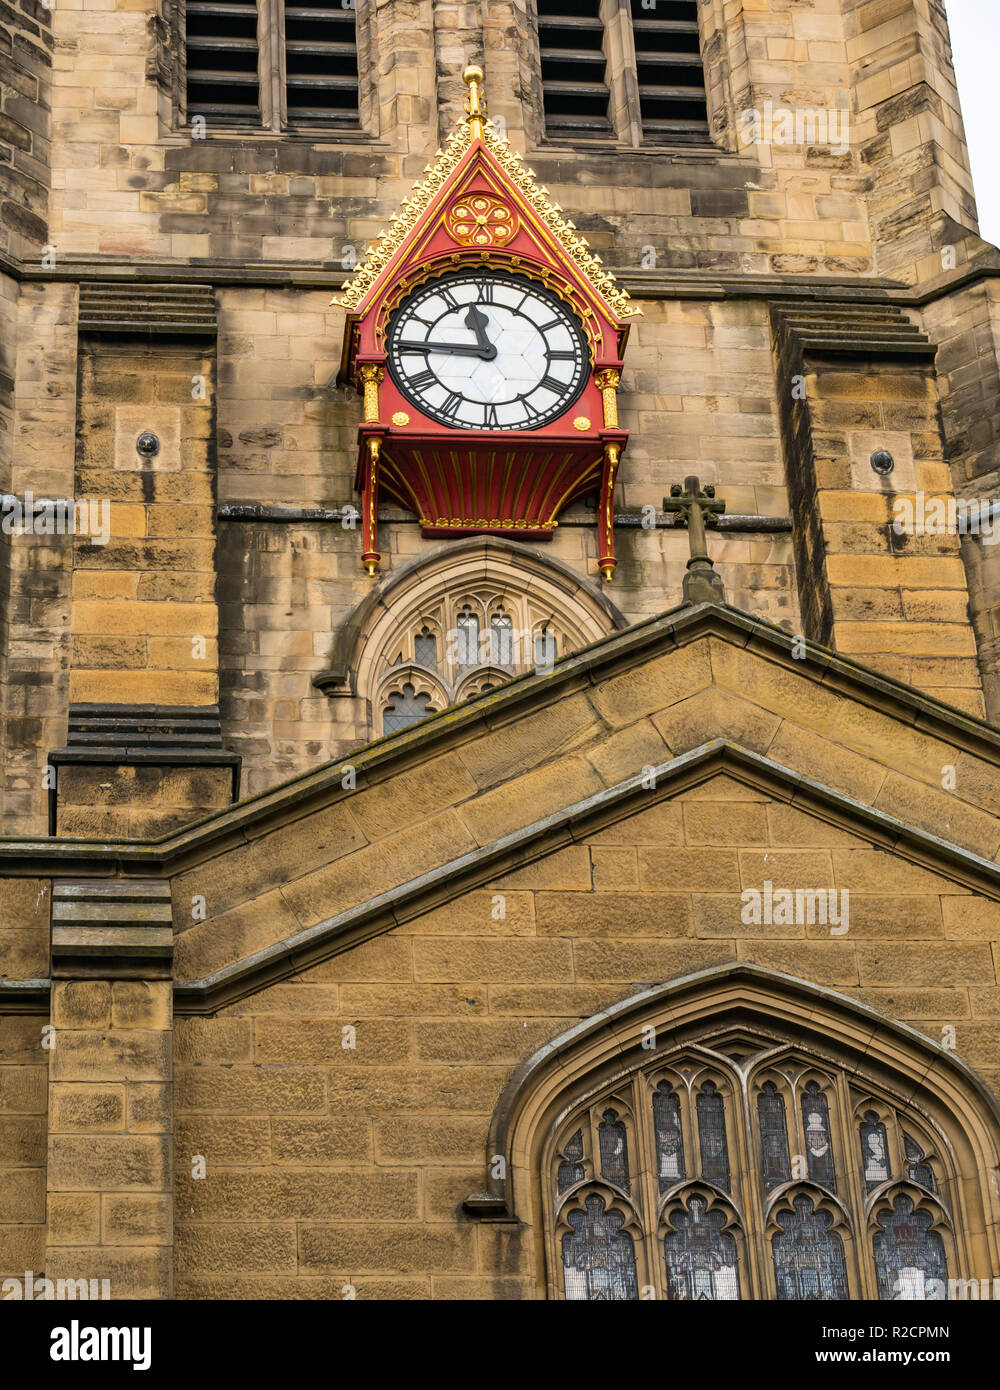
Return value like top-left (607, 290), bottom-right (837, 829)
top-left (697, 1082), bottom-right (730, 1191)
top-left (557, 1129), bottom-right (586, 1194)
top-left (860, 1111), bottom-right (892, 1192)
top-left (414, 626), bottom-right (437, 669)
top-left (383, 683), bottom-right (433, 733)
top-left (663, 1196), bottom-right (740, 1301)
top-left (801, 1081), bottom-right (837, 1192)
top-left (873, 1195), bottom-right (947, 1300)
top-left (490, 611), bottom-right (514, 666)
top-left (772, 1195), bottom-right (849, 1300)
top-left (904, 1134), bottom-right (936, 1193)
top-left (562, 1194), bottom-right (639, 1301)
top-left (548, 1032), bottom-right (973, 1301)
top-left (757, 1081), bottom-right (791, 1190)
top-left (455, 609), bottom-right (479, 668)
top-left (653, 1082), bottom-right (686, 1190)
top-left (598, 1109), bottom-right (630, 1193)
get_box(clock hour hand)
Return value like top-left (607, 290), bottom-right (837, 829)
top-left (464, 305), bottom-right (497, 359)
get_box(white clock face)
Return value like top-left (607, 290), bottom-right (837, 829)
top-left (386, 271), bottom-right (589, 430)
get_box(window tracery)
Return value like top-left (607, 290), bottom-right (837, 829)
top-left (376, 588), bottom-right (574, 734)
top-left (544, 1035), bottom-right (965, 1300)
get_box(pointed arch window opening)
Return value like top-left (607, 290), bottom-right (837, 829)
top-left (696, 1081), bottom-right (731, 1192)
top-left (541, 1013), bottom-right (983, 1301)
top-left (382, 682), bottom-right (434, 734)
top-left (413, 625), bottom-right (437, 671)
top-left (801, 1081), bottom-right (837, 1193)
top-left (860, 1111), bottom-right (892, 1192)
top-left (490, 609), bottom-right (515, 668)
top-left (374, 582), bottom-right (596, 736)
top-left (757, 1080), bottom-right (792, 1192)
top-left (873, 1194), bottom-right (948, 1301)
top-left (904, 1134), bottom-right (937, 1195)
top-left (653, 1082), bottom-right (686, 1190)
top-left (597, 1108), bottom-right (631, 1194)
top-left (455, 608), bottom-right (480, 670)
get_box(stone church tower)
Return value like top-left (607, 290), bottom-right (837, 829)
top-left (1, 0), bottom-right (1000, 1302)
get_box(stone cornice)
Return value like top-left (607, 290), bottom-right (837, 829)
top-left (3, 249), bottom-right (999, 308)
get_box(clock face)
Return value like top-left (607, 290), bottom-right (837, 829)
top-left (386, 271), bottom-right (590, 430)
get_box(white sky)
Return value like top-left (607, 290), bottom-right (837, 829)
top-left (943, 0), bottom-right (1000, 248)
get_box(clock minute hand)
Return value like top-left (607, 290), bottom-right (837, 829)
top-left (396, 340), bottom-right (496, 359)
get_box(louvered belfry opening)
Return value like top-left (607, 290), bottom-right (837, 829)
top-left (284, 1), bottom-right (360, 127)
top-left (630, 0), bottom-right (708, 141)
top-left (537, 0), bottom-right (612, 138)
top-left (185, 0), bottom-right (261, 124)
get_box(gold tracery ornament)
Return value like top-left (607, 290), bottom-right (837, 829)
top-left (332, 66), bottom-right (639, 323)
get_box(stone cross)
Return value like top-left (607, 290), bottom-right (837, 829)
top-left (662, 475), bottom-right (727, 605)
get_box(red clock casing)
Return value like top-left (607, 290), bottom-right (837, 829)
top-left (335, 67), bottom-right (638, 578)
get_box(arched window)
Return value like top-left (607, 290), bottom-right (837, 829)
top-left (757, 1080), bottom-right (791, 1191)
top-left (490, 609), bottom-right (514, 667)
top-left (663, 1195), bottom-right (740, 1301)
top-left (561, 1194), bottom-right (639, 1302)
top-left (413, 626), bottom-right (437, 670)
top-left (319, 537), bottom-right (626, 737)
top-left (377, 596), bottom-right (577, 732)
top-left (505, 968), bottom-right (1000, 1301)
top-left (455, 607), bottom-right (480, 670)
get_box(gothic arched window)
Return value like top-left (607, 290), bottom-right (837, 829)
top-left (904, 1134), bottom-right (937, 1194)
top-left (757, 1081), bottom-right (791, 1191)
top-left (653, 1082), bottom-right (685, 1190)
top-left (490, 610), bottom-right (514, 667)
top-left (374, 589), bottom-right (583, 734)
top-left (801, 1081), bottom-right (837, 1192)
top-left (696, 1081), bottom-right (730, 1192)
top-left (860, 1111), bottom-right (892, 1192)
top-left (538, 998), bottom-right (973, 1301)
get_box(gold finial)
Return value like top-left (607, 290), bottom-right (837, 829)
top-left (463, 64), bottom-right (486, 139)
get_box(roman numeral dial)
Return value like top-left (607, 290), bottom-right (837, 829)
top-left (386, 270), bottom-right (589, 431)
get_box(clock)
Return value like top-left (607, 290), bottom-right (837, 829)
top-left (386, 270), bottom-right (590, 430)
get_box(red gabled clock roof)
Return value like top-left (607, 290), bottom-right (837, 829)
top-left (334, 67), bottom-right (639, 381)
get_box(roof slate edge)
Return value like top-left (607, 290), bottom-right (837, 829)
top-left (170, 739), bottom-right (1000, 1014)
top-left (0, 600), bottom-right (997, 872)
